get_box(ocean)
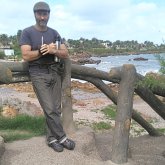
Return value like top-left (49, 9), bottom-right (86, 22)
top-left (85, 53), bottom-right (163, 76)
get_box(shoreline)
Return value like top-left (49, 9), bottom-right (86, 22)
top-left (70, 50), bottom-right (163, 59)
top-left (70, 49), bottom-right (163, 66)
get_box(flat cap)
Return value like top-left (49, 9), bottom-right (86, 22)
top-left (33, 1), bottom-right (50, 12)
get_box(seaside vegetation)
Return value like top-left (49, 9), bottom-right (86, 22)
top-left (156, 54), bottom-right (165, 74)
top-left (0, 105), bottom-right (164, 142)
top-left (0, 114), bottom-right (46, 142)
top-left (137, 54), bottom-right (165, 91)
top-left (1, 32), bottom-right (165, 60)
top-left (92, 121), bottom-right (112, 131)
top-left (101, 105), bottom-right (116, 120)
top-left (141, 73), bottom-right (165, 90)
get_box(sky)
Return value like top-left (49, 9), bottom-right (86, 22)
top-left (1, 0), bottom-right (165, 44)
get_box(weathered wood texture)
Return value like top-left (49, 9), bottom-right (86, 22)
top-left (0, 61), bottom-right (164, 164)
top-left (135, 86), bottom-right (165, 120)
top-left (0, 61), bottom-right (164, 128)
top-left (72, 64), bottom-right (165, 120)
top-left (111, 64), bottom-right (136, 163)
top-left (0, 63), bottom-right (12, 83)
top-left (61, 59), bottom-right (76, 133)
top-left (72, 74), bottom-right (161, 136)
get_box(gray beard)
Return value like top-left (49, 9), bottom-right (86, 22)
top-left (39, 21), bottom-right (47, 27)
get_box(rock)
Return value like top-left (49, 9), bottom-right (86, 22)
top-left (1, 105), bottom-right (18, 118)
top-left (70, 51), bottom-right (101, 65)
top-left (133, 57), bottom-right (148, 61)
top-left (72, 58), bottom-right (101, 65)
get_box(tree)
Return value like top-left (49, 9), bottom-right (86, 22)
top-left (0, 34), bottom-right (9, 46)
top-left (17, 30), bottom-right (22, 43)
top-left (0, 51), bottom-right (5, 59)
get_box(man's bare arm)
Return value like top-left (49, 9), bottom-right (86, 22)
top-left (21, 45), bottom-right (41, 61)
top-left (41, 43), bottom-right (69, 59)
top-left (21, 43), bottom-right (69, 62)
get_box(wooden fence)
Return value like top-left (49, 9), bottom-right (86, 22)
top-left (0, 59), bottom-right (164, 164)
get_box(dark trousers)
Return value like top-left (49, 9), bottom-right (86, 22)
top-left (29, 64), bottom-right (66, 143)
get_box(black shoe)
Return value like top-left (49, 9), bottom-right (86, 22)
top-left (60, 138), bottom-right (75, 150)
top-left (48, 141), bottom-right (63, 152)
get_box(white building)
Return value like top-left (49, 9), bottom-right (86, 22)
top-left (4, 49), bottom-right (14, 56)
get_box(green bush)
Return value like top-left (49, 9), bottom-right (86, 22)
top-left (138, 74), bottom-right (165, 90)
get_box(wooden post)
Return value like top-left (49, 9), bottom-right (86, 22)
top-left (0, 61), bottom-right (163, 137)
top-left (0, 64), bottom-right (12, 84)
top-left (111, 64), bottom-right (136, 164)
top-left (61, 59), bottom-right (76, 134)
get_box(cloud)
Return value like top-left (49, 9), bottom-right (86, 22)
top-left (0, 0), bottom-right (165, 44)
top-left (49, 0), bottom-right (165, 43)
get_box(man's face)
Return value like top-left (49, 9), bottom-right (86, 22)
top-left (34, 10), bottom-right (50, 28)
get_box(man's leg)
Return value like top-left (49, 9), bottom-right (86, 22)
top-left (30, 72), bottom-right (66, 141)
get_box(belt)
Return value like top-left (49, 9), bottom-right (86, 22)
top-left (29, 62), bottom-right (60, 69)
top-left (41, 62), bottom-right (57, 65)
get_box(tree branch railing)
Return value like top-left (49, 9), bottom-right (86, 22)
top-left (0, 60), bottom-right (164, 164)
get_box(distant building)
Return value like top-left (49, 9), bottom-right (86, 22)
top-left (101, 42), bottom-right (111, 48)
top-left (4, 49), bottom-right (14, 56)
top-left (0, 45), bottom-right (14, 56)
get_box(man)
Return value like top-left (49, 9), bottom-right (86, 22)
top-left (19, 1), bottom-right (75, 152)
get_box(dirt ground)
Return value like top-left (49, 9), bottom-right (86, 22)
top-left (0, 81), bottom-right (165, 136)
top-left (0, 82), bottom-right (165, 165)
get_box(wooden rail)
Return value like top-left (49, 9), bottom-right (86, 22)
top-left (0, 60), bottom-right (164, 164)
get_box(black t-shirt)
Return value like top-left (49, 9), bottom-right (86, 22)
top-left (19, 26), bottom-right (62, 65)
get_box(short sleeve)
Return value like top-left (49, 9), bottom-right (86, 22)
top-left (19, 29), bottom-right (31, 46)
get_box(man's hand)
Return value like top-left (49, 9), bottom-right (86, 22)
top-left (40, 43), bottom-right (57, 55)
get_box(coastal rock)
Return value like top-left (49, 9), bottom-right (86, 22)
top-left (133, 57), bottom-right (148, 61)
top-left (72, 58), bottom-right (101, 65)
top-left (70, 51), bottom-right (101, 65)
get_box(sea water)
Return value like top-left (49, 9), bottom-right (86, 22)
top-left (85, 53), bottom-right (162, 76)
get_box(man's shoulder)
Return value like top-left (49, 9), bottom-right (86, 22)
top-left (22, 26), bottom-right (34, 32)
top-left (47, 27), bottom-right (58, 33)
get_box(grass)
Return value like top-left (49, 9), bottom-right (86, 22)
top-left (92, 121), bottom-right (112, 131)
top-left (101, 105), bottom-right (117, 120)
top-left (157, 128), bottom-right (165, 134)
top-left (0, 115), bottom-right (46, 142)
top-left (83, 105), bottom-right (116, 131)
top-left (1, 104), bottom-right (164, 142)
top-left (0, 130), bottom-right (37, 142)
